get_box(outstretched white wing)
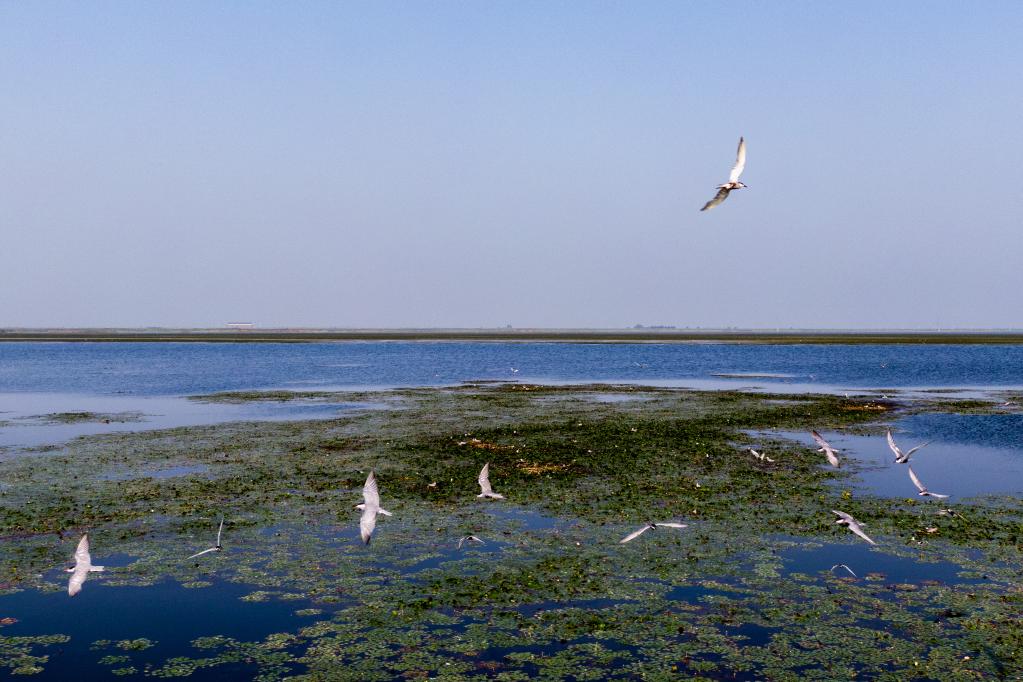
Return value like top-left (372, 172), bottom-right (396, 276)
top-left (619, 525), bottom-right (653, 544)
top-left (74, 534), bottom-right (92, 566)
top-left (656, 523), bottom-right (688, 529)
top-left (68, 567), bottom-right (88, 596)
top-left (886, 429), bottom-right (903, 459)
top-left (360, 508), bottom-right (377, 545)
top-left (728, 137), bottom-right (746, 183)
top-left (903, 442), bottom-right (930, 460)
top-left (847, 520), bottom-right (876, 545)
top-left (478, 463), bottom-right (494, 495)
top-left (832, 509), bottom-right (855, 523)
top-left (216, 517), bottom-right (224, 546)
top-left (907, 465), bottom-right (926, 493)
top-left (700, 187), bottom-right (731, 212)
top-left (187, 547), bottom-right (219, 560)
top-left (811, 430), bottom-right (832, 451)
top-left (363, 471), bottom-right (381, 510)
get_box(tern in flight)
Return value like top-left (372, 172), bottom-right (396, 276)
top-left (907, 466), bottom-right (949, 499)
top-left (67, 534), bottom-right (104, 597)
top-left (830, 564), bottom-right (857, 578)
top-left (749, 448), bottom-right (775, 463)
top-left (700, 137), bottom-right (747, 211)
top-left (187, 516), bottom-right (225, 559)
top-left (619, 522), bottom-right (688, 544)
top-left (887, 429), bottom-right (930, 464)
top-left (832, 510), bottom-right (876, 545)
top-left (356, 471), bottom-right (392, 544)
top-left (811, 431), bottom-right (841, 468)
top-left (477, 463), bottom-right (505, 500)
top-left (457, 535), bottom-right (485, 549)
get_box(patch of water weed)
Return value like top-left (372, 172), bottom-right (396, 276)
top-left (18, 412), bottom-right (144, 425)
top-left (0, 634), bottom-right (70, 675)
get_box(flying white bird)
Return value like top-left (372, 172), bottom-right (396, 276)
top-left (619, 522), bottom-right (688, 544)
top-left (887, 429), bottom-right (930, 464)
top-left (830, 564), bottom-right (857, 578)
top-left (811, 430), bottom-right (841, 468)
top-left (67, 534), bottom-right (104, 597)
top-left (356, 471), bottom-right (392, 544)
top-left (477, 463), bottom-right (505, 500)
top-left (832, 510), bottom-right (876, 545)
top-left (749, 448), bottom-right (775, 463)
top-left (907, 466), bottom-right (949, 499)
top-left (700, 137), bottom-right (747, 211)
top-left (457, 535), bottom-right (485, 549)
top-left (187, 516), bottom-right (225, 559)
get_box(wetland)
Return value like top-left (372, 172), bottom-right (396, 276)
top-left (1, 379), bottom-right (1021, 679)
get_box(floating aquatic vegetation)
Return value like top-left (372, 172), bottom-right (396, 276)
top-left (0, 635), bottom-right (70, 675)
top-left (16, 412), bottom-right (145, 425)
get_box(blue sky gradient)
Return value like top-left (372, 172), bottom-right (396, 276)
top-left (2, 2), bottom-right (1022, 328)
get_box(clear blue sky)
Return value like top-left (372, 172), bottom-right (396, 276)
top-left (2, 2), bottom-right (1021, 328)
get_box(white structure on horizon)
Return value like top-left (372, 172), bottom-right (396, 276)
top-left (225, 322), bottom-right (255, 330)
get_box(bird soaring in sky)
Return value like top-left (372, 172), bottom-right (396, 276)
top-left (700, 137), bottom-right (747, 211)
top-left (356, 471), bottom-right (392, 544)
top-left (67, 534), bottom-right (104, 597)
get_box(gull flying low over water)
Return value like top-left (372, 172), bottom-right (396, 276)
top-left (187, 516), bottom-right (225, 559)
top-left (832, 510), bottom-right (876, 545)
top-left (457, 535), bottom-right (485, 549)
top-left (67, 534), bottom-right (104, 597)
top-left (700, 137), bottom-right (747, 212)
top-left (907, 466), bottom-right (949, 499)
top-left (356, 471), bottom-right (392, 545)
top-left (619, 522), bottom-right (688, 544)
top-left (811, 430), bottom-right (841, 468)
top-left (477, 463), bottom-right (505, 500)
top-left (887, 429), bottom-right (930, 464)
top-left (830, 564), bottom-right (857, 578)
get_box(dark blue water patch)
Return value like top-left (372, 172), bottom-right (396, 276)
top-left (485, 506), bottom-right (565, 532)
top-left (2, 342), bottom-right (1023, 397)
top-left (666, 583), bottom-right (737, 604)
top-left (0, 579), bottom-right (319, 680)
top-left (780, 543), bottom-right (988, 585)
top-left (899, 413), bottom-right (1023, 450)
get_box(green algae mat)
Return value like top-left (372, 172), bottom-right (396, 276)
top-left (1, 384), bottom-right (1021, 679)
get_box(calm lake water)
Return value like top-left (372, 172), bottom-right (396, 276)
top-left (2, 341), bottom-right (1023, 395)
top-left (2, 341), bottom-right (1020, 449)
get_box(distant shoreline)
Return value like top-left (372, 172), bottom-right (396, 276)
top-left (3, 329), bottom-right (1023, 344)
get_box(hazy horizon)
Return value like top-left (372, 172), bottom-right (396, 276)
top-left (3, 3), bottom-right (1022, 329)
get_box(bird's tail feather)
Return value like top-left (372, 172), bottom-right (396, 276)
top-left (90, 566), bottom-right (105, 572)
top-left (378, 508), bottom-right (393, 516)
